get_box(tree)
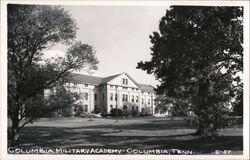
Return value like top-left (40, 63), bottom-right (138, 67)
top-left (8, 4), bottom-right (98, 146)
top-left (137, 6), bottom-right (243, 138)
top-left (232, 88), bottom-right (243, 116)
top-left (154, 94), bottom-right (172, 115)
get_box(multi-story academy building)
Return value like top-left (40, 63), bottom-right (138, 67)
top-left (64, 72), bottom-right (156, 115)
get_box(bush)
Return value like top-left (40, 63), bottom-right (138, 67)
top-left (123, 110), bottom-right (130, 117)
top-left (131, 109), bottom-right (138, 116)
top-left (110, 108), bottom-right (123, 117)
top-left (189, 103), bottom-right (235, 138)
top-left (94, 107), bottom-right (102, 114)
top-left (74, 105), bottom-right (83, 117)
top-left (139, 112), bottom-right (152, 117)
top-left (140, 107), bottom-right (152, 117)
top-left (62, 107), bottom-right (73, 117)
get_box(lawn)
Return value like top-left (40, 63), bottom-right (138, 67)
top-left (10, 117), bottom-right (243, 155)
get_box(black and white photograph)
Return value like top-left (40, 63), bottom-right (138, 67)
top-left (0, 0), bottom-right (249, 160)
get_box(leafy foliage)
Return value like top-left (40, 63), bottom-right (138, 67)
top-left (154, 94), bottom-right (173, 115)
top-left (137, 6), bottom-right (243, 137)
top-left (110, 108), bottom-right (123, 117)
top-left (7, 4), bottom-right (98, 146)
top-left (232, 89), bottom-right (243, 116)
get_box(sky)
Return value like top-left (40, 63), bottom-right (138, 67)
top-left (44, 5), bottom-right (169, 87)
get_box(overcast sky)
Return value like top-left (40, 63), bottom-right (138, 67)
top-left (44, 5), bottom-right (169, 87)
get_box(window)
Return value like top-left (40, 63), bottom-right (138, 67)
top-left (136, 107), bottom-right (139, 112)
top-left (132, 106), bottom-right (135, 110)
top-left (148, 99), bottom-right (150, 105)
top-left (142, 98), bottom-right (144, 104)
top-left (115, 93), bottom-right (118, 101)
top-left (142, 91), bottom-right (144, 94)
top-left (123, 105), bottom-right (128, 110)
top-left (122, 87), bottom-right (128, 90)
top-left (102, 94), bottom-right (104, 100)
top-left (84, 93), bottom-right (88, 100)
top-left (136, 96), bottom-right (138, 103)
top-left (132, 88), bottom-right (134, 91)
top-left (122, 94), bottom-right (125, 101)
top-left (148, 92), bottom-right (150, 95)
top-left (85, 84), bottom-right (88, 87)
top-left (122, 78), bottom-right (128, 85)
top-left (122, 94), bottom-right (128, 101)
top-left (110, 105), bottom-right (113, 109)
top-left (132, 95), bottom-right (134, 102)
top-left (110, 85), bottom-right (113, 88)
top-left (94, 94), bottom-right (97, 101)
top-left (83, 105), bottom-right (88, 112)
top-left (110, 93), bottom-right (113, 101)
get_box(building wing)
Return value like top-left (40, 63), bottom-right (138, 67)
top-left (69, 73), bottom-right (155, 93)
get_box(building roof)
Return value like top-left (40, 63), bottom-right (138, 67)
top-left (69, 73), bottom-right (155, 92)
top-left (138, 83), bottom-right (155, 93)
top-left (101, 73), bottom-right (121, 84)
top-left (69, 73), bottom-right (103, 85)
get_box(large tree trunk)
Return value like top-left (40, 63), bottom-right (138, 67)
top-left (10, 118), bottom-right (20, 147)
top-left (9, 101), bottom-right (22, 147)
top-left (193, 77), bottom-right (213, 136)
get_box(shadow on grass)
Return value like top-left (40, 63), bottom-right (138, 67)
top-left (10, 119), bottom-right (243, 155)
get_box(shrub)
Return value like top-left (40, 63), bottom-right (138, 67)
top-left (62, 107), bottom-right (73, 117)
top-left (131, 109), bottom-right (138, 117)
top-left (74, 105), bottom-right (83, 117)
top-left (123, 110), bottom-right (130, 117)
top-left (110, 108), bottom-right (123, 117)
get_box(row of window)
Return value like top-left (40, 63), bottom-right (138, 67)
top-left (70, 83), bottom-right (151, 96)
top-left (110, 105), bottom-right (139, 111)
top-left (71, 82), bottom-right (151, 96)
top-left (110, 93), bottom-right (117, 101)
top-left (87, 93), bottom-right (152, 105)
top-left (110, 85), bottom-right (140, 92)
top-left (72, 83), bottom-right (89, 87)
top-left (109, 84), bottom-right (151, 95)
top-left (94, 93), bottom-right (105, 101)
top-left (73, 83), bottom-right (151, 96)
top-left (121, 94), bottom-right (151, 105)
top-left (142, 98), bottom-right (151, 105)
top-left (122, 94), bottom-right (128, 101)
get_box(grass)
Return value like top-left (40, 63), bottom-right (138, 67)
top-left (9, 117), bottom-right (243, 154)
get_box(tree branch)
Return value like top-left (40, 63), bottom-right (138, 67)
top-left (18, 118), bottom-right (33, 131)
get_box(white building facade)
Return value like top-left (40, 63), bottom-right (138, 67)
top-left (64, 72), bottom-right (156, 115)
